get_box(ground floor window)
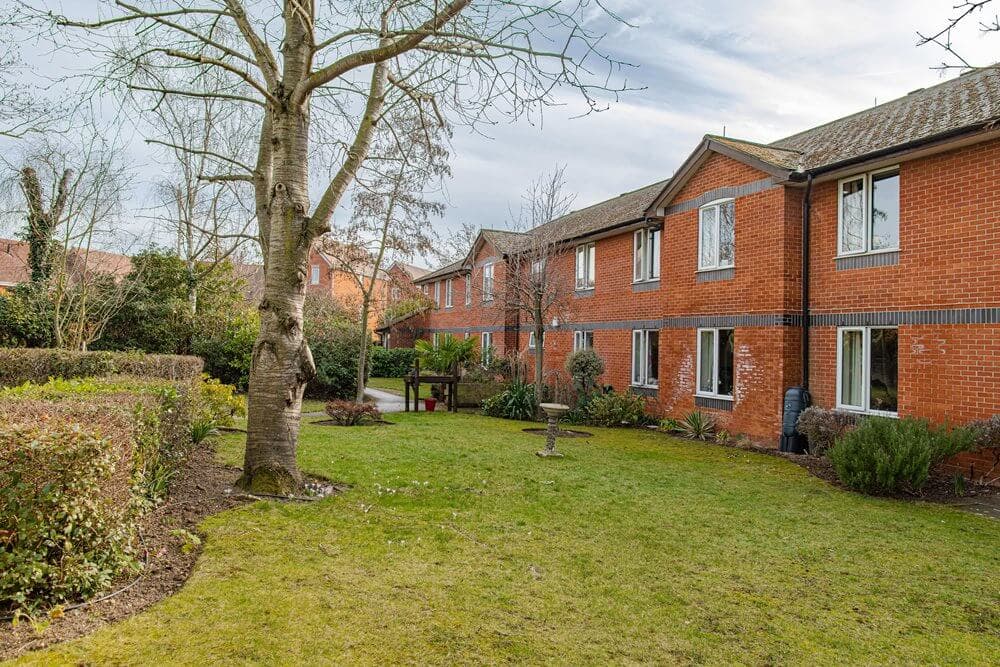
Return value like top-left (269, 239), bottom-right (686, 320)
top-left (481, 332), bottom-right (493, 366)
top-left (573, 330), bottom-right (593, 352)
top-left (697, 328), bottom-right (734, 399)
top-left (631, 329), bottom-right (659, 387)
top-left (384, 333), bottom-right (391, 349)
top-left (433, 332), bottom-right (441, 349)
top-left (837, 327), bottom-right (898, 415)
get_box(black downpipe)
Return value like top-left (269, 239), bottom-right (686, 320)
top-left (801, 174), bottom-right (813, 387)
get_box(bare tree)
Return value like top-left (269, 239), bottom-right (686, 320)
top-left (440, 221), bottom-right (479, 265)
top-left (143, 76), bottom-right (258, 315)
top-left (918, 1), bottom-right (999, 69)
top-left (40, 0), bottom-right (637, 493)
top-left (0, 9), bottom-right (62, 138)
top-left (5, 128), bottom-right (139, 350)
top-left (326, 110), bottom-right (449, 401)
top-left (502, 166), bottom-right (576, 405)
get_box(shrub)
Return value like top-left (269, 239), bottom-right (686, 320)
top-left (565, 350), bottom-right (605, 399)
top-left (0, 377), bottom-right (199, 613)
top-left (192, 308), bottom-right (258, 391)
top-left (829, 416), bottom-right (977, 495)
top-left (304, 295), bottom-right (367, 400)
top-left (659, 417), bottom-right (682, 433)
top-left (969, 414), bottom-right (1000, 451)
top-left (194, 375), bottom-right (246, 428)
top-left (0, 282), bottom-right (54, 348)
top-left (481, 382), bottom-right (537, 421)
top-left (370, 347), bottom-right (417, 378)
top-left (679, 411), bottom-right (716, 440)
top-left (796, 407), bottom-right (856, 457)
top-left (1, 422), bottom-right (138, 614)
top-left (0, 348), bottom-right (203, 388)
top-left (324, 400), bottom-right (383, 426)
top-left (583, 390), bottom-right (647, 427)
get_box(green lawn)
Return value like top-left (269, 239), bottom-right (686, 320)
top-left (15, 413), bottom-right (999, 665)
top-left (366, 376), bottom-right (405, 395)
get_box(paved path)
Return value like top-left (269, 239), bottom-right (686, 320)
top-left (364, 387), bottom-right (409, 413)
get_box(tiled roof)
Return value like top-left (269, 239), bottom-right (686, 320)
top-left (397, 263), bottom-right (430, 279)
top-left (414, 259), bottom-right (466, 283)
top-left (0, 238), bottom-right (131, 286)
top-left (480, 229), bottom-right (527, 254)
top-left (525, 179), bottom-right (668, 245)
top-left (772, 65), bottom-right (1000, 170)
top-left (709, 136), bottom-right (803, 170)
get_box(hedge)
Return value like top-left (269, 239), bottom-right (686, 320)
top-left (0, 348), bottom-right (204, 388)
top-left (370, 347), bottom-right (417, 378)
top-left (0, 377), bottom-right (199, 614)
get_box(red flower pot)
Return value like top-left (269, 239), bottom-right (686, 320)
top-left (424, 397), bottom-right (437, 412)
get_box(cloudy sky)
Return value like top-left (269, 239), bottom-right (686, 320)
top-left (4, 0), bottom-right (998, 263)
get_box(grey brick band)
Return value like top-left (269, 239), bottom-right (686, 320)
top-left (696, 267), bottom-right (735, 283)
top-left (665, 178), bottom-right (778, 216)
top-left (811, 307), bottom-right (1000, 327)
top-left (632, 280), bottom-right (660, 293)
top-left (835, 251), bottom-right (899, 270)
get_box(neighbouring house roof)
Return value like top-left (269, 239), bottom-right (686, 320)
top-left (393, 262), bottom-right (430, 280)
top-left (0, 238), bottom-right (132, 287)
top-left (313, 236), bottom-right (392, 281)
top-left (376, 306), bottom-right (428, 332)
top-left (234, 262), bottom-right (265, 301)
top-left (772, 65), bottom-right (1000, 171)
top-left (414, 259), bottom-right (466, 284)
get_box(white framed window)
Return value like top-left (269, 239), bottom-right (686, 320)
top-left (575, 243), bottom-right (596, 290)
top-left (631, 329), bottom-right (659, 387)
top-left (838, 167), bottom-right (900, 256)
top-left (384, 333), bottom-right (391, 349)
top-left (481, 332), bottom-right (493, 366)
top-left (422, 284), bottom-right (429, 295)
top-left (432, 332), bottom-right (441, 349)
top-left (528, 330), bottom-right (544, 350)
top-left (633, 228), bottom-right (661, 282)
top-left (837, 327), bottom-right (898, 415)
top-left (698, 199), bottom-right (735, 271)
top-left (697, 328), bottom-right (735, 399)
top-left (530, 258), bottom-right (545, 283)
top-left (482, 263), bottom-right (495, 301)
top-left (445, 278), bottom-right (453, 308)
top-left (310, 264), bottom-right (321, 285)
top-left (464, 275), bottom-right (471, 306)
top-left (391, 286), bottom-right (400, 300)
top-left (433, 281), bottom-right (442, 308)
top-left (573, 330), bottom-right (593, 352)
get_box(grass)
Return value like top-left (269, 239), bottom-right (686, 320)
top-left (366, 376), bottom-right (405, 395)
top-left (15, 413), bottom-right (999, 665)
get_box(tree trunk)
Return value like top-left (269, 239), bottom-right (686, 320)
top-left (355, 299), bottom-right (371, 403)
top-left (239, 103), bottom-right (316, 495)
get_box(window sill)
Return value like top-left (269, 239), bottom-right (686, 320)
top-left (632, 279), bottom-right (660, 293)
top-left (695, 394), bottom-right (734, 411)
top-left (695, 267), bottom-right (735, 283)
top-left (574, 288), bottom-right (595, 298)
top-left (630, 384), bottom-right (658, 397)
top-left (835, 250), bottom-right (899, 270)
top-left (835, 406), bottom-right (898, 419)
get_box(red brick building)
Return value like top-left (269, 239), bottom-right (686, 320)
top-left (384, 67), bottom-right (1000, 480)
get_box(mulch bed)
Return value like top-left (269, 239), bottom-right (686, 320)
top-left (309, 419), bottom-right (394, 427)
top-left (723, 439), bottom-right (1000, 507)
top-left (0, 445), bottom-right (248, 661)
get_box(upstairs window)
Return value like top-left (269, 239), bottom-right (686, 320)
top-left (631, 329), bottom-right (659, 387)
top-left (838, 167), bottom-right (899, 255)
top-left (837, 327), bottom-right (898, 415)
top-left (575, 243), bottom-right (596, 289)
top-left (433, 281), bottom-right (441, 308)
top-left (698, 199), bottom-right (735, 271)
top-left (573, 330), bottom-right (593, 352)
top-left (464, 275), bottom-right (471, 306)
top-left (530, 259), bottom-right (545, 282)
top-left (633, 228), bottom-right (661, 282)
top-left (310, 265), bottom-right (320, 285)
top-left (422, 284), bottom-right (429, 296)
top-left (482, 263), bottom-right (495, 301)
top-left (391, 286), bottom-right (400, 301)
top-left (528, 331), bottom-right (544, 350)
top-left (697, 328), bottom-right (735, 399)
top-left (445, 278), bottom-right (453, 308)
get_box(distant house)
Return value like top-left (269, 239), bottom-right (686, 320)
top-left (0, 238), bottom-right (132, 292)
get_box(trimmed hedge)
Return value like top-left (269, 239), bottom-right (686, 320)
top-left (0, 378), bottom-right (199, 614)
top-left (0, 348), bottom-right (204, 388)
top-left (370, 347), bottom-right (416, 378)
